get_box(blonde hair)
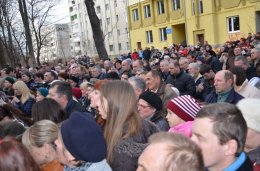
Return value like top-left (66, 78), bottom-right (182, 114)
top-left (100, 80), bottom-right (142, 163)
top-left (80, 81), bottom-right (88, 89)
top-left (13, 81), bottom-right (34, 103)
top-left (22, 120), bottom-right (58, 149)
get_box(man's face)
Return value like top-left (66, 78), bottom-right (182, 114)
top-left (251, 49), bottom-right (260, 60)
top-left (160, 63), bottom-right (168, 73)
top-left (122, 61), bottom-right (130, 71)
top-left (234, 60), bottom-right (247, 70)
top-left (48, 86), bottom-right (63, 108)
top-left (21, 74), bottom-right (30, 83)
top-left (169, 64), bottom-right (180, 75)
top-left (75, 67), bottom-right (82, 77)
top-left (188, 66), bottom-right (198, 77)
top-left (133, 61), bottom-right (140, 73)
top-left (191, 118), bottom-right (226, 170)
top-left (179, 61), bottom-right (189, 71)
top-left (234, 48), bottom-right (241, 56)
top-left (91, 68), bottom-right (100, 78)
top-left (214, 72), bottom-right (232, 93)
top-left (44, 72), bottom-right (54, 83)
top-left (137, 143), bottom-right (168, 171)
top-left (145, 72), bottom-right (159, 91)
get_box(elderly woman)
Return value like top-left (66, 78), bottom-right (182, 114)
top-left (12, 81), bottom-right (35, 117)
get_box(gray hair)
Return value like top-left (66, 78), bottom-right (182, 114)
top-left (128, 76), bottom-right (146, 93)
top-left (234, 56), bottom-right (248, 65)
top-left (189, 62), bottom-right (201, 70)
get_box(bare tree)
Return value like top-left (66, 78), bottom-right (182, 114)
top-left (27, 0), bottom-right (58, 66)
top-left (18, 0), bottom-right (37, 67)
top-left (85, 0), bottom-right (108, 60)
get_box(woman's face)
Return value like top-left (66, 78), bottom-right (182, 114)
top-left (13, 88), bottom-right (22, 96)
top-left (96, 96), bottom-right (108, 119)
top-left (36, 91), bottom-right (45, 102)
top-left (55, 133), bottom-right (75, 168)
top-left (89, 90), bottom-right (101, 108)
top-left (3, 80), bottom-right (12, 89)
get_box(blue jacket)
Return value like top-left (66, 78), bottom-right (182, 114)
top-left (205, 88), bottom-right (244, 104)
top-left (15, 97), bottom-right (35, 116)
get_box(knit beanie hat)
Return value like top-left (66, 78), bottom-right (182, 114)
top-left (61, 112), bottom-right (107, 162)
top-left (72, 87), bottom-right (82, 100)
top-left (37, 87), bottom-right (48, 97)
top-left (5, 77), bottom-right (15, 84)
top-left (69, 76), bottom-right (79, 84)
top-left (139, 91), bottom-right (163, 111)
top-left (237, 98), bottom-right (260, 133)
top-left (167, 95), bottom-right (201, 121)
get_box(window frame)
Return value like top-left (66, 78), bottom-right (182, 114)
top-left (144, 5), bottom-right (151, 18)
top-left (159, 27), bottom-right (167, 41)
top-left (157, 0), bottom-right (165, 15)
top-left (146, 30), bottom-right (153, 43)
top-left (227, 16), bottom-right (240, 33)
top-left (132, 9), bottom-right (139, 21)
top-left (172, 0), bottom-right (180, 11)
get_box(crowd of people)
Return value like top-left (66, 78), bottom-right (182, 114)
top-left (0, 32), bottom-right (260, 171)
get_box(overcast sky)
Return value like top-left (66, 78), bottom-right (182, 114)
top-left (49, 0), bottom-right (70, 24)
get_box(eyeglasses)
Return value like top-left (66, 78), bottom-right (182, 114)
top-left (137, 103), bottom-right (151, 108)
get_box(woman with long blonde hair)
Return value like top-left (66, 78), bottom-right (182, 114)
top-left (12, 80), bottom-right (35, 117)
top-left (97, 80), bottom-right (159, 171)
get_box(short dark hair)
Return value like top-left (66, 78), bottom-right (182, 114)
top-left (199, 64), bottom-right (212, 75)
top-left (234, 56), bottom-right (248, 65)
top-left (46, 70), bottom-right (57, 79)
top-left (5, 67), bottom-right (14, 74)
top-left (196, 103), bottom-right (247, 156)
top-left (34, 72), bottom-right (44, 80)
top-left (148, 70), bottom-right (162, 79)
top-left (229, 67), bottom-right (246, 86)
top-left (50, 81), bottom-right (72, 100)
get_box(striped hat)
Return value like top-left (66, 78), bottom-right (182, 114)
top-left (167, 95), bottom-right (201, 121)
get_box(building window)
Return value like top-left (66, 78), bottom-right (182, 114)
top-left (126, 42), bottom-right (129, 50)
top-left (96, 6), bottom-right (101, 14)
top-left (106, 17), bottom-right (110, 25)
top-left (199, 0), bottom-right (203, 14)
top-left (108, 32), bottom-right (112, 38)
top-left (105, 4), bottom-right (109, 10)
top-left (117, 29), bottom-right (120, 36)
top-left (191, 0), bottom-right (195, 16)
top-left (144, 5), bottom-right (151, 18)
top-left (157, 0), bottom-right (165, 15)
top-left (109, 45), bottom-right (114, 51)
top-left (119, 43), bottom-right (122, 50)
top-left (227, 16), bottom-right (240, 33)
top-left (114, 0), bottom-right (117, 7)
top-left (172, 0), bottom-right (180, 11)
top-left (159, 27), bottom-right (167, 41)
top-left (116, 15), bottom-right (119, 21)
top-left (132, 9), bottom-right (139, 21)
top-left (146, 30), bottom-right (153, 43)
top-left (125, 28), bottom-right (128, 34)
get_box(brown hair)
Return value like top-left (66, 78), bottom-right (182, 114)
top-left (196, 103), bottom-right (247, 156)
top-left (100, 80), bottom-right (142, 163)
top-left (0, 137), bottom-right (41, 171)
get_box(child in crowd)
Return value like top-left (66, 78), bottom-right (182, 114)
top-left (166, 95), bottom-right (201, 137)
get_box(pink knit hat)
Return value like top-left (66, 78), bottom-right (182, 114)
top-left (167, 95), bottom-right (201, 121)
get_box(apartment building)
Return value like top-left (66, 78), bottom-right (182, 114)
top-left (35, 24), bottom-right (71, 62)
top-left (128, 0), bottom-right (260, 50)
top-left (69, 0), bottom-right (130, 58)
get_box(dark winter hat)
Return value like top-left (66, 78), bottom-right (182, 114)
top-left (167, 95), bottom-right (201, 121)
top-left (69, 76), bottom-right (79, 84)
top-left (5, 77), bottom-right (15, 84)
top-left (139, 91), bottom-right (163, 111)
top-left (61, 112), bottom-right (107, 162)
top-left (22, 71), bottom-right (31, 79)
top-left (37, 87), bottom-right (48, 97)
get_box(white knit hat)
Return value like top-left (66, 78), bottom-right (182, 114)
top-left (236, 98), bottom-right (260, 133)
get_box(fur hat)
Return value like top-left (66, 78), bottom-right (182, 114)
top-left (139, 91), bottom-right (162, 111)
top-left (61, 112), bottom-right (107, 162)
top-left (237, 98), bottom-right (260, 133)
top-left (167, 95), bottom-right (201, 121)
